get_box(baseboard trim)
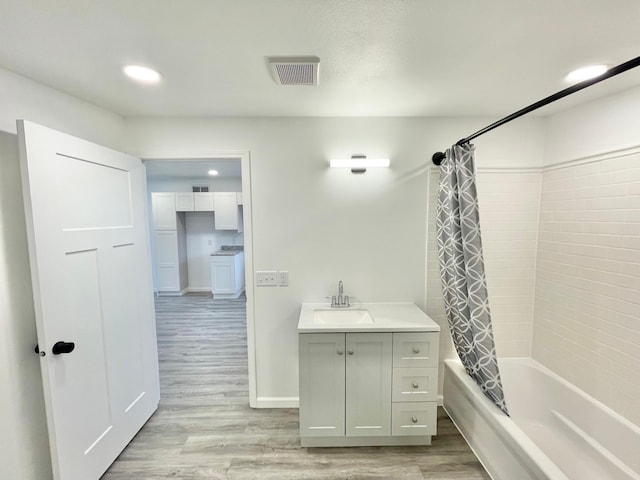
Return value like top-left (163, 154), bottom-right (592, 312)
top-left (255, 397), bottom-right (299, 408)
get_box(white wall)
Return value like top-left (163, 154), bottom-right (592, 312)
top-left (0, 67), bottom-right (125, 150)
top-left (126, 116), bottom-right (545, 405)
top-left (0, 131), bottom-right (52, 480)
top-left (0, 68), bottom-right (125, 480)
top-left (533, 85), bottom-right (640, 427)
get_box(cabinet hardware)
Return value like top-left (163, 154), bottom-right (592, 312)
top-left (348, 349), bottom-right (354, 355)
top-left (412, 382), bottom-right (419, 389)
top-left (337, 348), bottom-right (344, 355)
top-left (412, 347), bottom-right (420, 354)
top-left (412, 416), bottom-right (418, 423)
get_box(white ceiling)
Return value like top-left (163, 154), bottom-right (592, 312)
top-left (1, 0), bottom-right (640, 118)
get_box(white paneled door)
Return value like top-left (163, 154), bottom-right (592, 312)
top-left (18, 121), bottom-right (160, 480)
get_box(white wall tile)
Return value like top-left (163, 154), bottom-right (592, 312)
top-left (532, 152), bottom-right (640, 427)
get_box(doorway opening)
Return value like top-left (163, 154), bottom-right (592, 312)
top-left (142, 153), bottom-right (257, 407)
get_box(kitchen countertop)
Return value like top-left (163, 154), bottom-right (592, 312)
top-left (211, 246), bottom-right (244, 256)
top-left (297, 302), bottom-right (440, 333)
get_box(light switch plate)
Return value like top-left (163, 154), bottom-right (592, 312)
top-left (278, 271), bottom-right (289, 286)
top-left (256, 271), bottom-right (278, 286)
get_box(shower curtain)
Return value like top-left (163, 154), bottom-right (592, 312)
top-left (435, 143), bottom-right (508, 414)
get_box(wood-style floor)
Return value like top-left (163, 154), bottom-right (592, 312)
top-left (102, 293), bottom-right (490, 480)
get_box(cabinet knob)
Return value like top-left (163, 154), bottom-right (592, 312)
top-left (412, 347), bottom-right (420, 354)
top-left (348, 349), bottom-right (354, 355)
top-left (412, 382), bottom-right (419, 389)
top-left (337, 348), bottom-right (344, 355)
top-left (411, 416), bottom-right (418, 423)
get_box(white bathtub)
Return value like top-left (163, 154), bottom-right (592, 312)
top-left (443, 358), bottom-right (640, 480)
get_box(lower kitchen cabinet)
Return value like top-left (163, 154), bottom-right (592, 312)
top-left (298, 331), bottom-right (439, 447)
top-left (210, 252), bottom-right (245, 299)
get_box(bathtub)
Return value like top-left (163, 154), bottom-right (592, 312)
top-left (443, 358), bottom-right (640, 480)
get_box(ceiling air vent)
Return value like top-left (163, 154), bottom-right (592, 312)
top-left (268, 56), bottom-right (320, 86)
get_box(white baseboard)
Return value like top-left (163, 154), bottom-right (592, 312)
top-left (255, 396), bottom-right (299, 408)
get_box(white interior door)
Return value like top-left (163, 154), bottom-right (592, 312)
top-left (18, 120), bottom-right (160, 480)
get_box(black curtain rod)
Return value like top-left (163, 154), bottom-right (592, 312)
top-left (432, 54), bottom-right (640, 165)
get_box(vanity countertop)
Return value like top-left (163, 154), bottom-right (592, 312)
top-left (297, 302), bottom-right (440, 333)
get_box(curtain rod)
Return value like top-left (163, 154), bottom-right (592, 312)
top-left (432, 54), bottom-right (640, 165)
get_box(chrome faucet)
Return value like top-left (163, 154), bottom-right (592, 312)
top-left (331, 280), bottom-right (350, 308)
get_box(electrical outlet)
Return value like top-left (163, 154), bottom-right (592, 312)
top-left (278, 271), bottom-right (289, 287)
top-left (256, 271), bottom-right (278, 286)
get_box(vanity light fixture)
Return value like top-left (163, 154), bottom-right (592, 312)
top-left (208, 169), bottom-right (219, 176)
top-left (123, 64), bottom-right (162, 84)
top-left (565, 64), bottom-right (609, 84)
top-left (329, 155), bottom-right (390, 174)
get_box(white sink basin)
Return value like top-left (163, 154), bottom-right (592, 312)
top-left (313, 309), bottom-right (374, 325)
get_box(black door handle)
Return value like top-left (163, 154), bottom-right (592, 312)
top-left (52, 341), bottom-right (75, 355)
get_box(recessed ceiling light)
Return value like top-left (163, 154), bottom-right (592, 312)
top-left (565, 64), bottom-right (609, 84)
top-left (123, 65), bottom-right (162, 84)
top-left (208, 169), bottom-right (219, 176)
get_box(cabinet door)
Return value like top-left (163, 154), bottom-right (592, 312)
top-left (151, 192), bottom-right (176, 230)
top-left (299, 333), bottom-right (346, 437)
top-left (211, 257), bottom-right (234, 294)
top-left (194, 192), bottom-right (214, 211)
top-left (213, 192), bottom-right (239, 230)
top-left (346, 333), bottom-right (392, 436)
top-left (154, 230), bottom-right (179, 291)
top-left (175, 192), bottom-right (194, 211)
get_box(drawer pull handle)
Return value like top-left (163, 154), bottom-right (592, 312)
top-left (411, 416), bottom-right (418, 423)
top-left (412, 347), bottom-right (420, 354)
top-left (412, 382), bottom-right (419, 389)
top-left (337, 348), bottom-right (344, 355)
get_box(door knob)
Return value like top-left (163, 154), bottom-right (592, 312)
top-left (52, 341), bottom-right (75, 355)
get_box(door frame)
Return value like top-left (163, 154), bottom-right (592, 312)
top-left (142, 151), bottom-right (257, 407)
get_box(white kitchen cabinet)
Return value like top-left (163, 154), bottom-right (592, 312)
top-left (151, 192), bottom-right (176, 230)
top-left (299, 329), bottom-right (439, 447)
top-left (150, 193), bottom-right (188, 294)
top-left (213, 192), bottom-right (239, 230)
top-left (194, 192), bottom-right (214, 211)
top-left (210, 252), bottom-right (245, 299)
top-left (153, 230), bottom-right (179, 291)
top-left (175, 192), bottom-right (195, 211)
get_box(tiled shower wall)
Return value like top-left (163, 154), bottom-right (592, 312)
top-left (532, 150), bottom-right (640, 427)
top-left (426, 168), bottom-right (542, 391)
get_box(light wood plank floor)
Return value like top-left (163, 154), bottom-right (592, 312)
top-left (102, 294), bottom-right (490, 480)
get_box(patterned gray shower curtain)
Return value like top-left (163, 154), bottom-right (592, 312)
top-left (435, 143), bottom-right (508, 414)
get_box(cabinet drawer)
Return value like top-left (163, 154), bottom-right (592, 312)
top-left (393, 332), bottom-right (439, 368)
top-left (392, 367), bottom-right (437, 402)
top-left (391, 402), bottom-right (437, 436)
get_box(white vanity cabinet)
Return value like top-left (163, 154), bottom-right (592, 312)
top-left (298, 321), bottom-right (439, 447)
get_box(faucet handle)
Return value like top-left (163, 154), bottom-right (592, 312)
top-left (344, 295), bottom-right (350, 307)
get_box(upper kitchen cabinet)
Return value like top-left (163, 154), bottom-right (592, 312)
top-left (194, 192), bottom-right (214, 211)
top-left (213, 192), bottom-right (240, 230)
top-left (175, 192), bottom-right (195, 212)
top-left (151, 192), bottom-right (176, 230)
